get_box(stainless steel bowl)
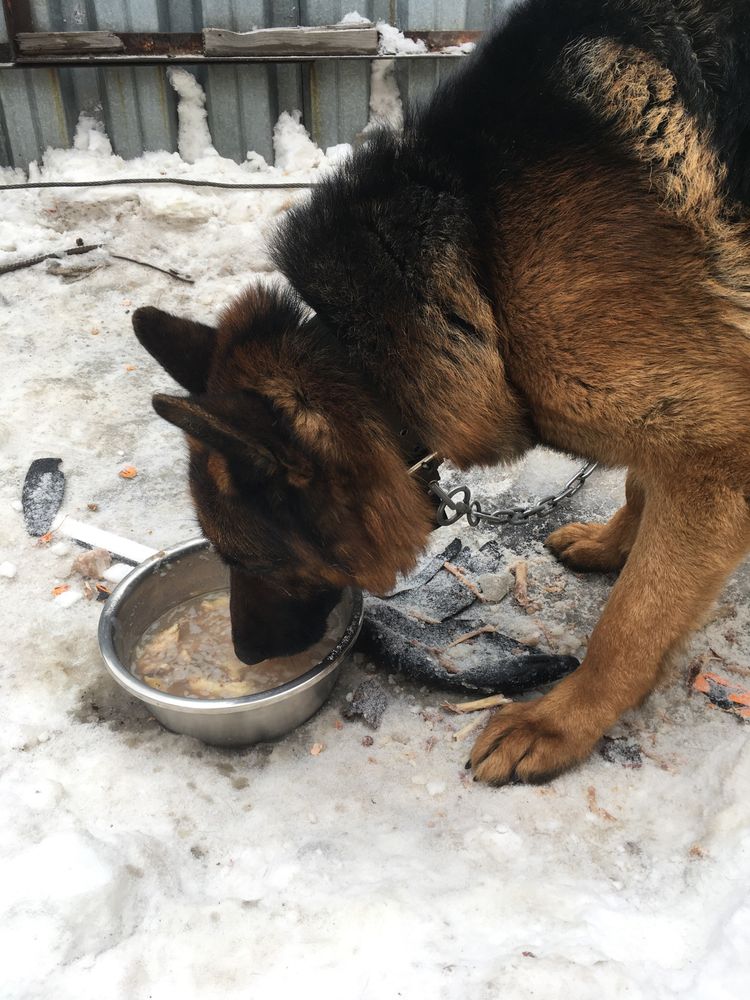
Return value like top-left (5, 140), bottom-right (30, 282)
top-left (98, 537), bottom-right (363, 747)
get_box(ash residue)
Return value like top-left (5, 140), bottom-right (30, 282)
top-left (599, 736), bottom-right (643, 769)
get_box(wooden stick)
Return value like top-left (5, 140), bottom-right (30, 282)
top-left (443, 561), bottom-right (486, 601)
top-left (443, 694), bottom-right (511, 714)
top-left (109, 252), bottom-right (194, 284)
top-left (445, 624), bottom-right (497, 649)
top-left (452, 716), bottom-right (486, 741)
top-left (512, 560), bottom-right (531, 606)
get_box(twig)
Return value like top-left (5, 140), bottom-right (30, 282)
top-left (443, 561), bottom-right (486, 601)
top-left (442, 693), bottom-right (511, 714)
top-left (445, 624), bottom-right (497, 649)
top-left (512, 560), bottom-right (531, 607)
top-left (109, 252), bottom-right (194, 284)
top-left (586, 786), bottom-right (617, 822)
top-left (452, 716), bottom-right (486, 741)
top-left (407, 609), bottom-right (441, 626)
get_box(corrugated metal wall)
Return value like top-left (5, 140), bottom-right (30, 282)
top-left (0, 1), bottom-right (513, 169)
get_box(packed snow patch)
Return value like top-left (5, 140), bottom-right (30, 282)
top-left (167, 68), bottom-right (218, 164)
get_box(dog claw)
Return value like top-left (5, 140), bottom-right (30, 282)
top-left (464, 759), bottom-right (472, 770)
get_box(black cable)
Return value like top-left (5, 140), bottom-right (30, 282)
top-left (0, 177), bottom-right (317, 192)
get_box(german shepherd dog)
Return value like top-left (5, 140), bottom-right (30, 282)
top-left (133, 0), bottom-right (750, 785)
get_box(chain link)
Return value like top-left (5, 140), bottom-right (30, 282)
top-left (426, 461), bottom-right (599, 529)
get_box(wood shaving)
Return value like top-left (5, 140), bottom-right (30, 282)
top-left (443, 561), bottom-right (486, 601)
top-left (310, 743), bottom-right (325, 756)
top-left (452, 716), bottom-right (486, 742)
top-left (443, 694), bottom-right (511, 714)
top-left (118, 466), bottom-right (138, 479)
top-left (51, 584), bottom-right (70, 596)
top-left (586, 786), bottom-right (617, 822)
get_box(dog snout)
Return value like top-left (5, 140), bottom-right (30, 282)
top-left (229, 567), bottom-right (341, 664)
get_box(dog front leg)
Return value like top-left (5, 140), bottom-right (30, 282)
top-left (471, 477), bottom-right (750, 785)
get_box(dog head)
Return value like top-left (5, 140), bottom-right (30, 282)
top-left (132, 286), bottom-right (433, 664)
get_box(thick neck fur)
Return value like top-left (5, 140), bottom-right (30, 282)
top-left (271, 130), bottom-right (534, 470)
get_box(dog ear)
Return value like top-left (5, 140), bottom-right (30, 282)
top-left (133, 306), bottom-right (216, 394)
top-left (152, 393), bottom-right (314, 485)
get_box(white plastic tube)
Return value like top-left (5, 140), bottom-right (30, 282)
top-left (50, 513), bottom-right (159, 565)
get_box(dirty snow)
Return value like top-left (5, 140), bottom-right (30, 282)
top-left (1, 69), bottom-right (749, 1000)
top-left (377, 21), bottom-right (428, 56)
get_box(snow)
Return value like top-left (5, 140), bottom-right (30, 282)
top-left (339, 11), bottom-right (372, 26)
top-left (366, 59), bottom-right (404, 132)
top-left (273, 110), bottom-right (324, 173)
top-left (1, 71), bottom-right (749, 1000)
top-left (167, 68), bottom-right (219, 165)
top-left (377, 22), bottom-right (428, 56)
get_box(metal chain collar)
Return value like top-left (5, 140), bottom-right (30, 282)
top-left (411, 457), bottom-right (599, 528)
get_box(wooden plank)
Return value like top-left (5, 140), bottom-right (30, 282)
top-left (17, 31), bottom-right (125, 55)
top-left (203, 26), bottom-right (378, 57)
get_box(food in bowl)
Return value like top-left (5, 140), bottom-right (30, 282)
top-left (132, 589), bottom-right (348, 699)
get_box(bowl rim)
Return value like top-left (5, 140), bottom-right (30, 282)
top-left (97, 537), bottom-right (363, 716)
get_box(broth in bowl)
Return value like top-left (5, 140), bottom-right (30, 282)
top-left (132, 590), bottom-right (348, 700)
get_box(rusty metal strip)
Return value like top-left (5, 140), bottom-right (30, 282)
top-left (403, 30), bottom-right (482, 51)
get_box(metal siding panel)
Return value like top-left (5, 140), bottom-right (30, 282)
top-left (273, 62), bottom-right (305, 114)
top-left (371, 1), bottom-right (398, 24)
top-left (1, 0), bottom-right (488, 168)
top-left (86, 0), bottom-right (130, 31)
top-left (231, 0), bottom-right (276, 162)
top-left (200, 0), bottom-right (233, 29)
top-left (58, 65), bottom-right (105, 133)
top-left (59, 0), bottom-right (96, 28)
top-left (98, 66), bottom-right (144, 158)
top-left (436, 0), bottom-right (468, 29)
top-left (465, 0), bottom-right (485, 28)
top-left (165, 0), bottom-right (200, 31)
top-left (0, 105), bottom-right (11, 165)
top-left (269, 0), bottom-right (300, 28)
top-left (27, 2), bottom-right (54, 31)
top-left (306, 59), bottom-right (370, 150)
top-left (300, 1), bottom-right (370, 150)
top-left (205, 64), bottom-right (242, 159)
top-left (28, 67), bottom-right (75, 151)
top-left (127, 0), bottom-right (161, 30)
top-left (133, 66), bottom-right (176, 151)
top-left (0, 71), bottom-right (46, 167)
top-left (235, 65), bottom-right (275, 162)
top-left (402, 0), bottom-right (436, 28)
top-left (231, 0), bottom-right (268, 28)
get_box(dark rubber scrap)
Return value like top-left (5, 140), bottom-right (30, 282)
top-left (359, 601), bottom-right (578, 694)
top-left (22, 458), bottom-right (65, 536)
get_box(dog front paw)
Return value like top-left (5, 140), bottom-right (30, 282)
top-left (545, 522), bottom-right (625, 572)
top-left (469, 698), bottom-right (598, 786)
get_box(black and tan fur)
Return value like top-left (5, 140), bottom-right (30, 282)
top-left (134, 0), bottom-right (750, 784)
